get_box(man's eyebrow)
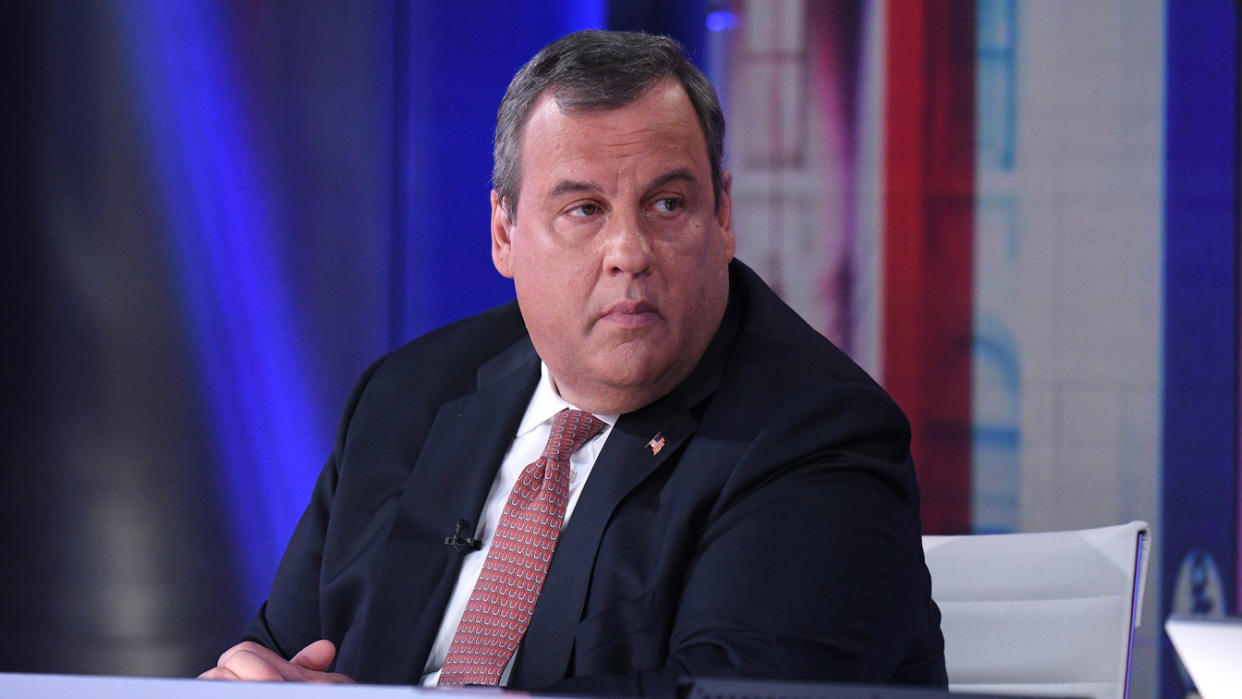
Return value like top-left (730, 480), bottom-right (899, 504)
top-left (546, 170), bottom-right (698, 201)
top-left (548, 180), bottom-right (599, 199)
top-left (646, 169), bottom-right (697, 191)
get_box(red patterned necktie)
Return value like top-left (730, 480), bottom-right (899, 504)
top-left (438, 408), bottom-right (606, 686)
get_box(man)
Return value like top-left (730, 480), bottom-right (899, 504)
top-left (201, 30), bottom-right (946, 694)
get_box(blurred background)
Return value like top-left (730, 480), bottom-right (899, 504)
top-left (0, 1), bottom-right (1235, 698)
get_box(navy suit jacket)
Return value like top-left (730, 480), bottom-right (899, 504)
top-left (243, 260), bottom-right (946, 694)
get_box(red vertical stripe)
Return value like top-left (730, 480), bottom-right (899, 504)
top-left (883, 0), bottom-right (975, 534)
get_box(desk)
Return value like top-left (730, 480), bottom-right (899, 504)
top-left (0, 673), bottom-right (431, 699)
top-left (0, 673), bottom-right (1063, 699)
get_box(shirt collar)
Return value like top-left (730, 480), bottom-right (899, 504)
top-left (515, 362), bottom-right (618, 437)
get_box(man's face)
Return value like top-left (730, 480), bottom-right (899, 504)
top-left (491, 80), bottom-right (735, 414)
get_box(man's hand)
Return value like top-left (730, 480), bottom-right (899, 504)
top-left (198, 640), bottom-right (354, 683)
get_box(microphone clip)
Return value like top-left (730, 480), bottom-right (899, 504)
top-left (445, 519), bottom-right (482, 556)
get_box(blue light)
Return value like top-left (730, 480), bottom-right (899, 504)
top-left (706, 10), bottom-right (738, 32)
top-left (115, 1), bottom-right (323, 608)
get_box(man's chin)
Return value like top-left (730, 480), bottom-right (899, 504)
top-left (595, 363), bottom-right (691, 412)
top-left (543, 342), bottom-right (687, 412)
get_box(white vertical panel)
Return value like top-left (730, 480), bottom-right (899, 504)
top-left (1006, 2), bottom-right (1165, 696)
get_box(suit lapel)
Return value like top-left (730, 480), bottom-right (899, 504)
top-left (351, 339), bottom-right (540, 684)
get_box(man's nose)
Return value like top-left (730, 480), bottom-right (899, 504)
top-left (602, 212), bottom-right (654, 276)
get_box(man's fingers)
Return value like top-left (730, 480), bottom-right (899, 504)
top-left (197, 667), bottom-right (240, 681)
top-left (219, 648), bottom-right (292, 681)
top-left (217, 641), bottom-right (283, 670)
top-left (200, 640), bottom-right (352, 683)
top-left (309, 671), bottom-right (355, 684)
top-left (214, 642), bottom-right (302, 681)
top-left (290, 639), bottom-right (337, 672)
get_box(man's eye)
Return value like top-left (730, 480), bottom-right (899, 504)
top-left (569, 203), bottom-right (600, 217)
top-left (653, 198), bottom-right (683, 213)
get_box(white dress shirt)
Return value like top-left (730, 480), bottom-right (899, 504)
top-left (420, 362), bottom-right (615, 686)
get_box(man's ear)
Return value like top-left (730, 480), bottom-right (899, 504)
top-left (491, 190), bottom-right (515, 278)
top-left (717, 170), bottom-right (735, 261)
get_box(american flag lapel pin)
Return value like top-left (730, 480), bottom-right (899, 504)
top-left (646, 432), bottom-right (666, 455)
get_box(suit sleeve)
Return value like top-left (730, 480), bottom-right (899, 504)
top-left (530, 381), bottom-right (945, 695)
top-left (239, 356), bottom-right (388, 658)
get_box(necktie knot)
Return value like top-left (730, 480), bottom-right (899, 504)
top-left (545, 408), bottom-right (605, 462)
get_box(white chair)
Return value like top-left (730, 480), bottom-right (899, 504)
top-left (923, 521), bottom-right (1150, 699)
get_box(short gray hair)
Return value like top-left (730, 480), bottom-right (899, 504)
top-left (493, 30), bottom-right (726, 219)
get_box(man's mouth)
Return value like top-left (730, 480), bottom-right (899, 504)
top-left (600, 300), bottom-right (659, 329)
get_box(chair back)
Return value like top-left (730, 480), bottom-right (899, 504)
top-left (923, 521), bottom-right (1150, 699)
